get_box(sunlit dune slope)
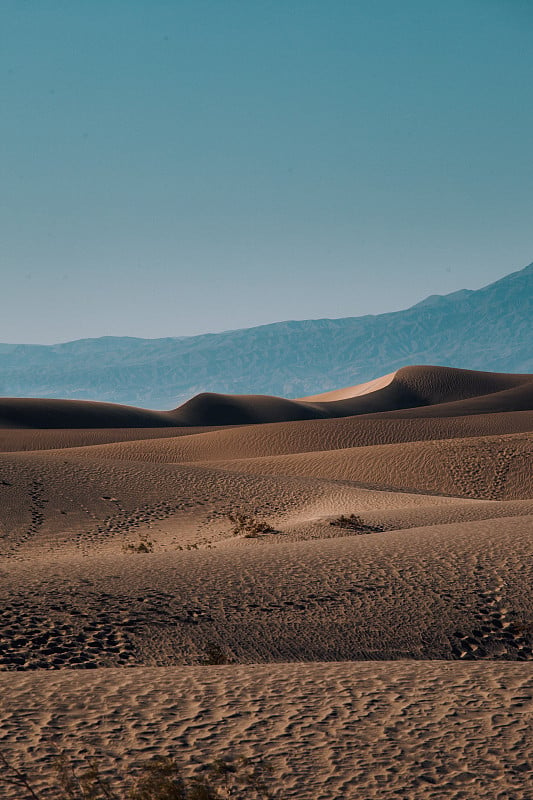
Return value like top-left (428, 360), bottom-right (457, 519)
top-left (297, 370), bottom-right (397, 400)
top-left (194, 432), bottom-right (532, 500)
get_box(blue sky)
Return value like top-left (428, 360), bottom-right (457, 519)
top-left (1, 0), bottom-right (532, 343)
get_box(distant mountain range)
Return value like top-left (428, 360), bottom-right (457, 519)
top-left (1, 263), bottom-right (531, 409)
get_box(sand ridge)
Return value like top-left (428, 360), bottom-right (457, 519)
top-left (2, 365), bottom-right (532, 428)
top-left (6, 410), bottom-right (529, 465)
top-left (297, 370), bottom-right (397, 401)
top-left (192, 432), bottom-right (533, 500)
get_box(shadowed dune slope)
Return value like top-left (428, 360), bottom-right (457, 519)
top-left (1, 365), bottom-right (532, 428)
top-left (364, 381), bottom-right (533, 418)
top-left (0, 397), bottom-right (174, 429)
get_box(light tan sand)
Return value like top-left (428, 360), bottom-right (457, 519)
top-left (1, 663), bottom-right (531, 800)
top-left (297, 370), bottom-right (397, 400)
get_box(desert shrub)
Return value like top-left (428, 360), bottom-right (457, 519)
top-left (329, 514), bottom-right (386, 533)
top-left (128, 757), bottom-right (186, 800)
top-left (123, 535), bottom-right (154, 553)
top-left (0, 749), bottom-right (277, 799)
top-left (227, 513), bottom-right (276, 538)
top-left (200, 642), bottom-right (231, 666)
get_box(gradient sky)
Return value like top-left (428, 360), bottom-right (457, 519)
top-left (1, 0), bottom-right (532, 344)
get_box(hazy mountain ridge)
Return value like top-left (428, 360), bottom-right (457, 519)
top-left (1, 263), bottom-right (531, 408)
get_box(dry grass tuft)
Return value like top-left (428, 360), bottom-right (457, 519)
top-left (0, 748), bottom-right (277, 799)
top-left (122, 534), bottom-right (154, 554)
top-left (228, 513), bottom-right (277, 538)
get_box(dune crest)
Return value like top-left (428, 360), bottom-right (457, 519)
top-left (1, 365), bottom-right (532, 428)
top-left (296, 370), bottom-right (397, 401)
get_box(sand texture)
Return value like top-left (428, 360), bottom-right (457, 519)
top-left (0, 365), bottom-right (531, 797)
top-left (1, 663), bottom-right (531, 800)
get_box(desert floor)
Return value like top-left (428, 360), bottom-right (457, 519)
top-left (0, 366), bottom-right (531, 798)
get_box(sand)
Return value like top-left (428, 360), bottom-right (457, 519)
top-left (0, 365), bottom-right (531, 798)
top-left (1, 663), bottom-right (531, 800)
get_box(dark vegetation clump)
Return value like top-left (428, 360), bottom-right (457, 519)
top-left (0, 749), bottom-right (277, 799)
top-left (228, 513), bottom-right (277, 538)
top-left (200, 642), bottom-right (232, 666)
top-left (329, 514), bottom-right (386, 534)
top-left (122, 534), bottom-right (154, 553)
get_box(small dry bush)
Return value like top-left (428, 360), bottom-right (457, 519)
top-left (123, 535), bottom-right (154, 553)
top-left (329, 514), bottom-right (386, 534)
top-left (228, 513), bottom-right (276, 538)
top-left (200, 642), bottom-right (232, 666)
top-left (0, 749), bottom-right (277, 799)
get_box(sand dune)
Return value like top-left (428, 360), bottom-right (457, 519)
top-left (0, 425), bottom-right (227, 452)
top-left (164, 365), bottom-right (533, 425)
top-left (368, 380), bottom-right (533, 417)
top-left (0, 448), bottom-right (470, 560)
top-left (1, 514), bottom-right (532, 669)
top-left (0, 397), bottom-right (175, 429)
top-left (2, 365), bottom-right (532, 428)
top-left (193, 432), bottom-right (533, 500)
top-left (1, 363), bottom-right (531, 798)
top-left (28, 410), bottom-right (532, 466)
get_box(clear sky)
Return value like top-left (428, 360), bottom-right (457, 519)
top-left (1, 0), bottom-right (532, 344)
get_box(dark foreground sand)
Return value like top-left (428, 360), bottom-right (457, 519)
top-left (0, 366), bottom-right (531, 797)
